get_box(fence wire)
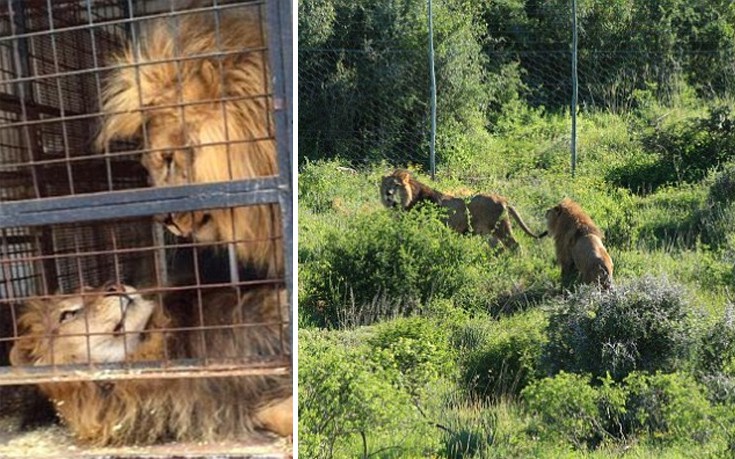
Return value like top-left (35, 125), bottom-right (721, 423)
top-left (298, 0), bottom-right (735, 169)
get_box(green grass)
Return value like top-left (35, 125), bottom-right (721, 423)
top-left (298, 104), bottom-right (735, 457)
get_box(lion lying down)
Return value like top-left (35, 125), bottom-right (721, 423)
top-left (380, 169), bottom-right (543, 248)
top-left (10, 285), bottom-right (292, 446)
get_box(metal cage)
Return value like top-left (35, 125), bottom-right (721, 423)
top-left (0, 0), bottom-right (292, 453)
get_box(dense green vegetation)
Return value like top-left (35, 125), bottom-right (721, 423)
top-left (299, 0), bottom-right (735, 457)
top-left (299, 0), bottom-right (735, 167)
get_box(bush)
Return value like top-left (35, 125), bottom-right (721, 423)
top-left (299, 205), bottom-right (492, 327)
top-left (612, 105), bottom-right (735, 193)
top-left (698, 305), bottom-right (735, 376)
top-left (698, 165), bottom-right (735, 248)
top-left (299, 330), bottom-right (422, 458)
top-left (707, 163), bottom-right (735, 207)
top-left (522, 372), bottom-right (603, 448)
top-left (522, 371), bottom-right (717, 450)
top-left (697, 304), bottom-right (735, 405)
top-left (628, 156), bottom-right (735, 251)
top-left (623, 371), bottom-right (714, 445)
top-left (458, 310), bottom-right (547, 399)
top-left (545, 276), bottom-right (697, 381)
top-left (368, 317), bottom-right (455, 396)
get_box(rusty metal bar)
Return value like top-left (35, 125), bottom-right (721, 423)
top-left (0, 358), bottom-right (292, 386)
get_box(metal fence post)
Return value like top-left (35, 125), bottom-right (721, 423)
top-left (428, 0), bottom-right (437, 180)
top-left (571, 0), bottom-right (578, 177)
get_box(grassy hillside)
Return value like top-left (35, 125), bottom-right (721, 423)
top-left (298, 98), bottom-right (735, 457)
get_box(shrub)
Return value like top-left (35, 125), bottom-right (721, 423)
top-left (700, 372), bottom-right (735, 406)
top-left (299, 205), bottom-right (492, 327)
top-left (698, 165), bottom-right (735, 248)
top-left (545, 276), bottom-right (697, 381)
top-left (522, 371), bottom-right (716, 449)
top-left (368, 317), bottom-right (455, 396)
top-left (698, 305), bottom-right (735, 376)
top-left (697, 304), bottom-right (735, 404)
top-left (707, 163), bottom-right (735, 207)
top-left (611, 105), bottom-right (735, 193)
top-left (299, 330), bottom-right (420, 458)
top-left (458, 310), bottom-right (547, 399)
top-left (623, 371), bottom-right (715, 444)
top-left (522, 372), bottom-right (602, 448)
top-left (595, 374), bottom-right (629, 440)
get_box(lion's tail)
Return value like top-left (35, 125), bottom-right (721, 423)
top-left (507, 206), bottom-right (545, 239)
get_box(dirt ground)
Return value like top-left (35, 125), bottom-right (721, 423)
top-left (0, 386), bottom-right (292, 459)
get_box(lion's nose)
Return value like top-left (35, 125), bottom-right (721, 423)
top-left (154, 213), bottom-right (174, 225)
top-left (103, 283), bottom-right (125, 294)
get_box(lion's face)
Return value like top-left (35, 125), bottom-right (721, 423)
top-left (380, 175), bottom-right (412, 209)
top-left (140, 118), bottom-right (195, 188)
top-left (139, 116), bottom-right (219, 240)
top-left (157, 211), bottom-right (217, 241)
top-left (12, 285), bottom-right (156, 366)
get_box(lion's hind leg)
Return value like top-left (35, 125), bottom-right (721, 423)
top-left (492, 217), bottom-right (519, 250)
top-left (580, 259), bottom-right (613, 290)
top-left (573, 235), bottom-right (613, 290)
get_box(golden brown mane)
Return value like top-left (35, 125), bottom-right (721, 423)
top-left (10, 286), bottom-right (292, 446)
top-left (96, 5), bottom-right (282, 277)
top-left (545, 198), bottom-right (613, 289)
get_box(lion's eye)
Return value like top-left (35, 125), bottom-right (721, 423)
top-left (59, 309), bottom-right (81, 324)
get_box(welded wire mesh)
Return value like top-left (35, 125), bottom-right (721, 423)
top-left (0, 0), bottom-right (292, 395)
top-left (299, 46), bottom-right (430, 165)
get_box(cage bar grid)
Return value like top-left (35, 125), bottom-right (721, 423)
top-left (0, 0), bottom-right (292, 400)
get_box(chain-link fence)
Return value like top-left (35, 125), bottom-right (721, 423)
top-left (299, 46), bottom-right (430, 166)
top-left (298, 0), bottom-right (735, 170)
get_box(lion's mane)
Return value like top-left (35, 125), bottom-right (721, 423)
top-left (545, 198), bottom-right (614, 289)
top-left (96, 5), bottom-right (282, 277)
top-left (380, 169), bottom-right (469, 232)
top-left (10, 286), bottom-right (292, 446)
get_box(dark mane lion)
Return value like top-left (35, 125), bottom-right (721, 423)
top-left (380, 169), bottom-right (543, 248)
